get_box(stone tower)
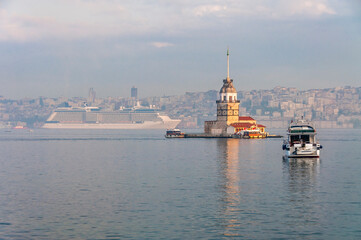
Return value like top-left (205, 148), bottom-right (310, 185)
top-left (216, 49), bottom-right (240, 125)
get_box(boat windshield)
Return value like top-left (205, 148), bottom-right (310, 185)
top-left (289, 125), bottom-right (314, 133)
top-left (290, 135), bottom-right (310, 143)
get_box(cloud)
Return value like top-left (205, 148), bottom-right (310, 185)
top-left (0, 0), bottom-right (347, 42)
top-left (150, 42), bottom-right (175, 48)
top-left (285, 0), bottom-right (336, 17)
top-left (194, 0), bottom-right (338, 19)
top-left (193, 5), bottom-right (227, 17)
top-left (0, 0), bottom-right (132, 42)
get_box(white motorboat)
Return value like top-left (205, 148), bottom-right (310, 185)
top-left (282, 119), bottom-right (322, 158)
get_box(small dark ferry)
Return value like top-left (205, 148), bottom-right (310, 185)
top-left (165, 129), bottom-right (185, 138)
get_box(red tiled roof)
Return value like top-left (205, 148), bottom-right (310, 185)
top-left (231, 122), bottom-right (253, 128)
top-left (238, 116), bottom-right (255, 121)
top-left (231, 123), bottom-right (267, 128)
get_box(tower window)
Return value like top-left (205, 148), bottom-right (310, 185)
top-left (229, 96), bottom-right (232, 102)
top-left (223, 96), bottom-right (226, 101)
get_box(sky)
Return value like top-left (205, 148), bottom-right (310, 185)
top-left (1, 0), bottom-right (361, 99)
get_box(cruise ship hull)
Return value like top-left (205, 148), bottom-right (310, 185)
top-left (42, 120), bottom-right (180, 129)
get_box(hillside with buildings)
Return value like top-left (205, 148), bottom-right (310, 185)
top-left (0, 86), bottom-right (360, 129)
top-left (145, 86), bottom-right (361, 129)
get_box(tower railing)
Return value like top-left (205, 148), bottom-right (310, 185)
top-left (216, 100), bottom-right (240, 103)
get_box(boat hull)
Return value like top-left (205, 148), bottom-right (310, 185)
top-left (287, 154), bottom-right (320, 158)
top-left (285, 148), bottom-right (320, 158)
top-left (165, 135), bottom-right (185, 138)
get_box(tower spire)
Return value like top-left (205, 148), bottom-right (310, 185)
top-left (227, 48), bottom-right (230, 81)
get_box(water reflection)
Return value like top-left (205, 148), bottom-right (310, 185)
top-left (282, 157), bottom-right (321, 229)
top-left (218, 139), bottom-right (241, 198)
top-left (217, 139), bottom-right (242, 237)
top-left (283, 158), bottom-right (320, 194)
top-left (216, 139), bottom-right (323, 238)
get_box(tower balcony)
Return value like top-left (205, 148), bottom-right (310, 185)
top-left (216, 100), bottom-right (240, 103)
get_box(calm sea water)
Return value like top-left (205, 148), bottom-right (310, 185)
top-left (0, 128), bottom-right (360, 239)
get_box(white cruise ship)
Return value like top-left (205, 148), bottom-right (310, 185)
top-left (42, 106), bottom-right (180, 129)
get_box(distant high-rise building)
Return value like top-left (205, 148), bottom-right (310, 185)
top-left (131, 86), bottom-right (138, 99)
top-left (88, 88), bottom-right (96, 104)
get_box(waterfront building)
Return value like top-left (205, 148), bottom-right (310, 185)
top-left (231, 117), bottom-right (266, 134)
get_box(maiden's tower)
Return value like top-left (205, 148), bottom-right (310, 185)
top-left (204, 49), bottom-right (267, 137)
top-left (204, 49), bottom-right (241, 135)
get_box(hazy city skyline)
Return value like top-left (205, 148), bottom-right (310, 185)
top-left (1, 0), bottom-right (361, 98)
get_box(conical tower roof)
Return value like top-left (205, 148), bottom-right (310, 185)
top-left (219, 49), bottom-right (237, 93)
top-left (219, 79), bottom-right (237, 93)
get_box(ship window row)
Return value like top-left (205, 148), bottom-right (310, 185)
top-left (52, 112), bottom-right (161, 123)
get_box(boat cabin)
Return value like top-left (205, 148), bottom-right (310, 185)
top-left (166, 129), bottom-right (184, 136)
top-left (288, 125), bottom-right (316, 146)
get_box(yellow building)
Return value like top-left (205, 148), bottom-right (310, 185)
top-left (231, 116), bottom-right (266, 134)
